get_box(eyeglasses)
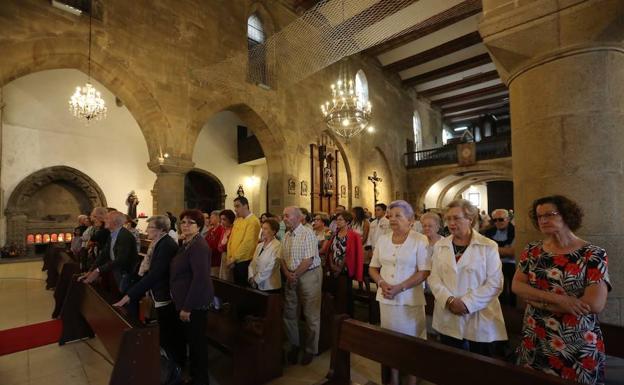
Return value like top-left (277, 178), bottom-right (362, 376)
top-left (146, 225), bottom-right (157, 229)
top-left (536, 211), bottom-right (560, 221)
top-left (180, 220), bottom-right (197, 225)
top-left (444, 215), bottom-right (467, 222)
top-left (492, 218), bottom-right (507, 222)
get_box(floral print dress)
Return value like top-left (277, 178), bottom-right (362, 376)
top-left (516, 241), bottom-right (611, 385)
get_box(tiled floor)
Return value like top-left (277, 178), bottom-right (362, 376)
top-left (0, 260), bottom-right (382, 385)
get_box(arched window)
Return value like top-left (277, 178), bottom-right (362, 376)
top-left (247, 14), bottom-right (267, 85)
top-left (355, 70), bottom-right (369, 110)
top-left (413, 110), bottom-right (423, 151)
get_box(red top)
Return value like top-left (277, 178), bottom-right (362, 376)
top-left (205, 225), bottom-right (225, 267)
top-left (326, 229), bottom-right (364, 282)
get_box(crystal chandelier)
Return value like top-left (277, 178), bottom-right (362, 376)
top-left (69, 1), bottom-right (106, 122)
top-left (321, 76), bottom-right (372, 141)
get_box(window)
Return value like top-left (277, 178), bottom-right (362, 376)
top-left (355, 70), bottom-right (369, 110)
top-left (413, 111), bottom-right (423, 151)
top-left (247, 14), bottom-right (267, 85)
top-left (468, 192), bottom-right (480, 208)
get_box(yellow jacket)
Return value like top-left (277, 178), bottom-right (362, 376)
top-left (227, 214), bottom-right (261, 263)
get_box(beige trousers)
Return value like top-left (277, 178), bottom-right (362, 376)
top-left (283, 267), bottom-right (323, 354)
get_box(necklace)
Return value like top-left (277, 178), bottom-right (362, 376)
top-left (452, 242), bottom-right (468, 262)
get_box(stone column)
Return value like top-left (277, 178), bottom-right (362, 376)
top-left (148, 157), bottom-right (194, 216)
top-left (480, 0), bottom-right (624, 324)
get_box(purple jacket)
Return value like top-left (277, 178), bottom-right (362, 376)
top-left (170, 234), bottom-right (214, 312)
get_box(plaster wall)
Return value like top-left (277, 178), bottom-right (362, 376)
top-left (1, 69), bottom-right (154, 244)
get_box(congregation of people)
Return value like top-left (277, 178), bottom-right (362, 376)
top-left (69, 193), bottom-right (611, 385)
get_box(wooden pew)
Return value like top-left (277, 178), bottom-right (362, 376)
top-left (51, 256), bottom-right (81, 318)
top-left (59, 278), bottom-right (160, 385)
top-left (42, 246), bottom-right (75, 289)
top-left (321, 315), bottom-right (577, 385)
top-left (207, 278), bottom-right (283, 385)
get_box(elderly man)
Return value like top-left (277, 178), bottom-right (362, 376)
top-left (81, 211), bottom-right (140, 295)
top-left (281, 206), bottom-right (322, 366)
top-left (227, 196), bottom-right (261, 286)
top-left (483, 208), bottom-right (516, 306)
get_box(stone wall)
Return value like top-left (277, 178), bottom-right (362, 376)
top-left (0, 0), bottom-right (431, 216)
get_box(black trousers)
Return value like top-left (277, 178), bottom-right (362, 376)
top-left (183, 309), bottom-right (209, 385)
top-left (156, 303), bottom-right (186, 367)
top-left (233, 260), bottom-right (251, 287)
top-left (439, 334), bottom-right (496, 357)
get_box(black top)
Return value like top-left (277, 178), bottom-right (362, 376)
top-left (170, 234), bottom-right (213, 312)
top-left (483, 223), bottom-right (515, 248)
top-left (96, 227), bottom-right (139, 276)
top-left (127, 235), bottom-right (178, 303)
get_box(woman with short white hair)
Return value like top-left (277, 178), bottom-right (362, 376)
top-left (428, 199), bottom-right (507, 356)
top-left (369, 200), bottom-right (430, 385)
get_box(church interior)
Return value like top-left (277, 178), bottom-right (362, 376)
top-left (0, 0), bottom-right (623, 384)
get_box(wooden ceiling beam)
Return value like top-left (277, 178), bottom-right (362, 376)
top-left (384, 31), bottom-right (482, 73)
top-left (403, 53), bottom-right (491, 87)
top-left (433, 83), bottom-right (507, 106)
top-left (331, 0), bottom-right (418, 38)
top-left (419, 70), bottom-right (499, 98)
top-left (365, 0), bottom-right (482, 57)
top-left (441, 94), bottom-right (509, 114)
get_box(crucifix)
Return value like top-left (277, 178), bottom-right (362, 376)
top-left (367, 171), bottom-right (383, 208)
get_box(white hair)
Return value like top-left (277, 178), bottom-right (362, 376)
top-left (147, 215), bottom-right (171, 231)
top-left (491, 208), bottom-right (510, 218)
top-left (388, 200), bottom-right (414, 219)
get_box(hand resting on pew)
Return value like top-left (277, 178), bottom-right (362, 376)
top-left (77, 269), bottom-right (100, 284)
top-left (112, 295), bottom-right (130, 307)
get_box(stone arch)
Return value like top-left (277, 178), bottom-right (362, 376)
top-left (0, 37), bottom-right (171, 159)
top-left (413, 159), bottom-right (513, 210)
top-left (5, 166), bottom-right (107, 249)
top-left (191, 101), bottom-right (287, 212)
top-left (185, 168), bottom-right (227, 211)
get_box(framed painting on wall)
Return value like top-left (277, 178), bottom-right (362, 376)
top-left (288, 178), bottom-right (296, 195)
top-left (301, 181), bottom-right (308, 196)
top-left (354, 186), bottom-right (360, 198)
top-left (340, 185), bottom-right (346, 198)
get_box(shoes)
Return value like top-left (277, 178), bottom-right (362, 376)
top-left (301, 352), bottom-right (314, 366)
top-left (287, 346), bottom-right (300, 364)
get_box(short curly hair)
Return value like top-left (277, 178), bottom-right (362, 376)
top-left (529, 195), bottom-right (584, 231)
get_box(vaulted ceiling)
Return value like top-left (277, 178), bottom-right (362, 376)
top-left (291, 0), bottom-right (508, 127)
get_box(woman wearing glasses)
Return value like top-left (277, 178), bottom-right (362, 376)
top-left (170, 209), bottom-right (213, 385)
top-left (513, 195), bottom-right (610, 385)
top-left (428, 199), bottom-right (507, 356)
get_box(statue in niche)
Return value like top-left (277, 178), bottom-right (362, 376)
top-left (237, 184), bottom-right (245, 197)
top-left (323, 153), bottom-right (335, 196)
top-left (126, 190), bottom-right (139, 219)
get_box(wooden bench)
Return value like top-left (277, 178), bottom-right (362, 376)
top-left (59, 278), bottom-right (160, 385)
top-left (320, 315), bottom-right (578, 385)
top-left (51, 253), bottom-right (81, 318)
top-left (42, 246), bottom-right (75, 289)
top-left (207, 278), bottom-right (283, 385)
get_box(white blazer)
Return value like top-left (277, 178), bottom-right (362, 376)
top-left (428, 232), bottom-right (507, 342)
top-left (248, 238), bottom-right (282, 291)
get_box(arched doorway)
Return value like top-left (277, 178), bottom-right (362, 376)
top-left (184, 170), bottom-right (226, 213)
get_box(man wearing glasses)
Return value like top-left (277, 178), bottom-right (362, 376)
top-left (484, 208), bottom-right (516, 306)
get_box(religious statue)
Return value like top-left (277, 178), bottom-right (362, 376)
top-left (367, 171), bottom-right (383, 208)
top-left (237, 184), bottom-right (245, 197)
top-left (126, 190), bottom-right (139, 219)
top-left (323, 153), bottom-right (334, 196)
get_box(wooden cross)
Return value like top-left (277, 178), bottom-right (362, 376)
top-left (367, 171), bottom-right (383, 208)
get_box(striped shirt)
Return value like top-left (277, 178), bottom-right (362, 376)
top-left (281, 224), bottom-right (320, 271)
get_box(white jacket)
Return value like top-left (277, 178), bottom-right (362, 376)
top-left (428, 232), bottom-right (507, 342)
top-left (248, 239), bottom-right (282, 291)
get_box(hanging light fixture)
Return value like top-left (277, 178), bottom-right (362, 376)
top-left (69, 1), bottom-right (107, 122)
top-left (320, 1), bottom-right (371, 141)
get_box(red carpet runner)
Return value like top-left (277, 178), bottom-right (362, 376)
top-left (0, 319), bottom-right (63, 356)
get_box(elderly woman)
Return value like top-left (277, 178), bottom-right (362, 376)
top-left (248, 218), bottom-right (282, 292)
top-left (312, 212), bottom-right (332, 250)
top-left (369, 200), bottom-right (430, 385)
top-left (218, 209), bottom-right (235, 281)
top-left (170, 209), bottom-right (213, 385)
top-left (113, 215), bottom-right (183, 364)
top-left (513, 196), bottom-right (610, 385)
top-left (428, 199), bottom-right (507, 356)
top-left (420, 212), bottom-right (442, 257)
